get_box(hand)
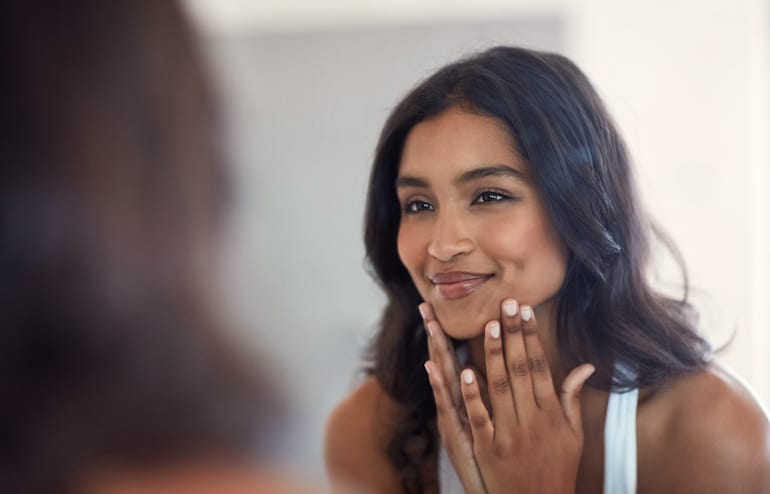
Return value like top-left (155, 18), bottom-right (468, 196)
top-left (420, 303), bottom-right (488, 494)
top-left (423, 299), bottom-right (595, 494)
top-left (462, 299), bottom-right (594, 493)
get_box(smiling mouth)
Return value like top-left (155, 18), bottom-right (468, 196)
top-left (429, 272), bottom-right (493, 300)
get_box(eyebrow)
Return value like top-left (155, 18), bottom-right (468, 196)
top-left (395, 165), bottom-right (526, 189)
top-left (456, 165), bottom-right (526, 184)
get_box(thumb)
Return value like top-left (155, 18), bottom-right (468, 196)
top-left (560, 364), bottom-right (596, 432)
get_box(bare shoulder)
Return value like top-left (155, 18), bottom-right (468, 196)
top-left (324, 375), bottom-right (404, 493)
top-left (80, 462), bottom-right (323, 494)
top-left (639, 364), bottom-right (770, 494)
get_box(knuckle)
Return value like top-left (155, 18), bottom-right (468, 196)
top-left (469, 414), bottom-right (488, 429)
top-left (529, 355), bottom-right (549, 373)
top-left (561, 383), bottom-right (580, 399)
top-left (522, 320), bottom-right (538, 334)
top-left (463, 389), bottom-right (480, 402)
top-left (511, 359), bottom-right (530, 377)
top-left (505, 323), bottom-right (521, 334)
top-left (491, 376), bottom-right (510, 395)
top-left (572, 388), bottom-right (583, 400)
top-left (488, 344), bottom-right (504, 356)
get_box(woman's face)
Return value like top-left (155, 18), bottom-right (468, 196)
top-left (396, 107), bottom-right (569, 339)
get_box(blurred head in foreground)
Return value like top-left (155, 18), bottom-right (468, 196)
top-left (0, 1), bottom-right (287, 493)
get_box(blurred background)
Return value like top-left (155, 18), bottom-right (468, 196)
top-left (183, 0), bottom-right (769, 480)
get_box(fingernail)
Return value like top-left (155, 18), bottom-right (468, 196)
top-left (424, 362), bottom-right (431, 376)
top-left (425, 321), bottom-right (435, 337)
top-left (584, 365), bottom-right (596, 379)
top-left (503, 299), bottom-right (518, 317)
top-left (418, 304), bottom-right (427, 320)
top-left (488, 321), bottom-right (500, 339)
top-left (521, 306), bottom-right (533, 321)
top-left (462, 369), bottom-right (474, 384)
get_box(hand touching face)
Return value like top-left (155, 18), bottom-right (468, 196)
top-left (422, 299), bottom-right (594, 494)
top-left (396, 107), bottom-right (568, 339)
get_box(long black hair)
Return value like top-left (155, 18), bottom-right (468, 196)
top-left (363, 46), bottom-right (711, 493)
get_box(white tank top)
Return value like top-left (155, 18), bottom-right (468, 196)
top-left (437, 386), bottom-right (639, 494)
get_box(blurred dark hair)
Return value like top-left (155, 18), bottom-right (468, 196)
top-left (364, 46), bottom-right (711, 493)
top-left (0, 2), bottom-right (273, 493)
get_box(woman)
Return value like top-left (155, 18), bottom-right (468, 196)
top-left (325, 46), bottom-right (770, 493)
top-left (0, 2), bottom-right (307, 493)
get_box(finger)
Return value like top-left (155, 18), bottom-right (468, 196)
top-left (426, 319), bottom-right (463, 410)
top-left (519, 305), bottom-right (560, 412)
top-left (425, 360), bottom-right (467, 445)
top-left (421, 303), bottom-right (463, 373)
top-left (435, 322), bottom-right (463, 411)
top-left (418, 302), bottom-right (434, 325)
top-left (419, 302), bottom-right (434, 348)
top-left (482, 319), bottom-right (517, 436)
top-left (501, 299), bottom-right (536, 422)
top-left (420, 304), bottom-right (439, 367)
top-left (560, 364), bottom-right (596, 434)
top-left (460, 368), bottom-right (494, 446)
top-left (426, 359), bottom-right (488, 494)
top-left (469, 365), bottom-right (491, 413)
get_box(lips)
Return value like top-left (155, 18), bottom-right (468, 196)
top-left (429, 272), bottom-right (493, 300)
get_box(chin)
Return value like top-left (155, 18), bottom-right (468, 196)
top-left (432, 301), bottom-right (496, 340)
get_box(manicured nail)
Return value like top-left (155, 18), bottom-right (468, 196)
top-left (503, 299), bottom-right (518, 317)
top-left (418, 304), bottom-right (427, 320)
top-left (424, 362), bottom-right (431, 376)
top-left (521, 306), bottom-right (533, 321)
top-left (488, 321), bottom-right (501, 339)
top-left (584, 365), bottom-right (596, 380)
top-left (462, 369), bottom-right (474, 384)
top-left (426, 320), bottom-right (437, 337)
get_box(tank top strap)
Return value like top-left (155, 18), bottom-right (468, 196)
top-left (602, 373), bottom-right (638, 494)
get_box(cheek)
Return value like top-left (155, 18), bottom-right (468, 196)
top-left (477, 216), bottom-right (533, 261)
top-left (396, 223), bottom-right (422, 275)
top-left (535, 219), bottom-right (570, 281)
top-left (481, 214), bottom-right (568, 293)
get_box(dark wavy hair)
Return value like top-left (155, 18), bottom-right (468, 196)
top-left (363, 46), bottom-right (712, 493)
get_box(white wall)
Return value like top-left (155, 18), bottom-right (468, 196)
top-left (186, 0), bottom-right (770, 471)
top-left (201, 16), bottom-right (566, 473)
top-left (574, 1), bottom-right (770, 408)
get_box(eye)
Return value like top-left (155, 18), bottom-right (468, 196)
top-left (473, 189), bottom-right (514, 204)
top-left (402, 200), bottom-right (434, 214)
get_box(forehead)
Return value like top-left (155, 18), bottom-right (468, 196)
top-left (398, 107), bottom-right (527, 178)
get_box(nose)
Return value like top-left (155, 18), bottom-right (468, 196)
top-left (427, 208), bottom-right (474, 262)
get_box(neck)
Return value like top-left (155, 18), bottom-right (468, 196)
top-left (466, 300), bottom-right (566, 390)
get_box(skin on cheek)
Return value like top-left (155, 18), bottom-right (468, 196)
top-left (397, 223), bottom-right (428, 297)
top-left (482, 220), bottom-right (528, 268)
top-left (483, 213), bottom-right (567, 307)
top-left (396, 225), bottom-right (411, 274)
